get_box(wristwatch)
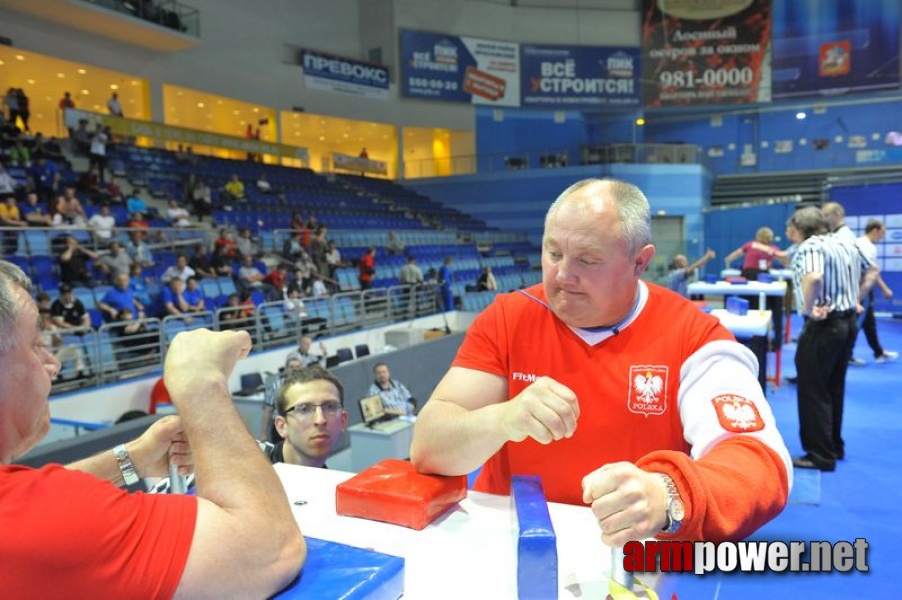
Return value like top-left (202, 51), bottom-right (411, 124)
top-left (113, 444), bottom-right (140, 486)
top-left (657, 473), bottom-right (685, 534)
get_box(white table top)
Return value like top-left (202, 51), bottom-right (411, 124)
top-left (721, 268), bottom-right (793, 281)
top-left (274, 464), bottom-right (651, 600)
top-left (688, 280), bottom-right (787, 296)
top-left (710, 309), bottom-right (772, 338)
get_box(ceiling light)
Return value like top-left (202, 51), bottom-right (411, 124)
top-left (15, 55), bottom-right (24, 61)
top-left (56, 73), bottom-right (65, 78)
top-left (26, 79), bottom-right (35, 84)
top-left (796, 112), bottom-right (807, 120)
top-left (110, 84), bottom-right (119, 90)
top-left (233, 110), bottom-right (240, 115)
top-left (81, 89), bottom-right (90, 95)
top-left (77, 69), bottom-right (87, 74)
top-left (197, 102), bottom-right (205, 108)
top-left (252, 107), bottom-right (259, 113)
top-left (319, 136), bottom-right (325, 141)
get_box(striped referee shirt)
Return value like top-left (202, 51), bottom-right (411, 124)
top-left (791, 232), bottom-right (868, 314)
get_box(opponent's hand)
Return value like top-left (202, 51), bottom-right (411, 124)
top-left (164, 328), bottom-right (252, 404)
top-left (581, 462), bottom-right (668, 547)
top-left (500, 377), bottom-right (579, 445)
top-left (130, 415), bottom-right (193, 478)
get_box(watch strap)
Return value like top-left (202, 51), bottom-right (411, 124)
top-left (113, 444), bottom-right (140, 486)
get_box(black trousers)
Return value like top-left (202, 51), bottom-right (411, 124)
top-left (795, 312), bottom-right (857, 464)
top-left (856, 291), bottom-right (884, 358)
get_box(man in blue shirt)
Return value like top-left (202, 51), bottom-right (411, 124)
top-left (667, 249), bottom-right (715, 297)
top-left (98, 272), bottom-right (144, 321)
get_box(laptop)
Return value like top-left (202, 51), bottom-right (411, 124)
top-left (235, 372), bottom-right (265, 397)
top-left (358, 394), bottom-right (398, 429)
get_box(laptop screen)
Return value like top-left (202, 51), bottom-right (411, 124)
top-left (359, 395), bottom-right (386, 425)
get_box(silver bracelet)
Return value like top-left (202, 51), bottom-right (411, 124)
top-left (113, 444), bottom-right (140, 486)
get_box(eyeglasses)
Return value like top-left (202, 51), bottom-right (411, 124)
top-left (283, 401), bottom-right (342, 419)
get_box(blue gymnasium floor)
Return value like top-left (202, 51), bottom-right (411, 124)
top-left (660, 315), bottom-right (902, 599)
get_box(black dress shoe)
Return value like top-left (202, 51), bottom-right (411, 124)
top-left (793, 455), bottom-right (835, 472)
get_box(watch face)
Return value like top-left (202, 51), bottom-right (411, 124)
top-left (671, 498), bottom-right (686, 522)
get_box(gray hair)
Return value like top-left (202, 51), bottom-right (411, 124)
top-left (545, 178), bottom-right (651, 257)
top-left (791, 207), bottom-right (827, 240)
top-left (0, 261), bottom-right (34, 354)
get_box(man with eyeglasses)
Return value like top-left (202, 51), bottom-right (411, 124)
top-left (262, 365), bottom-right (348, 468)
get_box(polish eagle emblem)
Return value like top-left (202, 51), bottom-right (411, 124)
top-left (627, 365), bottom-right (668, 417)
top-left (711, 395), bottom-right (764, 433)
top-left (634, 372), bottom-right (664, 403)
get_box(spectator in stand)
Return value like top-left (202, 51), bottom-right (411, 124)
top-left (214, 228), bottom-right (239, 260)
top-left (8, 135), bottom-right (31, 168)
top-left (386, 230), bottom-right (405, 256)
top-left (162, 278), bottom-right (193, 323)
top-left (58, 234), bottom-right (98, 287)
top-left (88, 203), bottom-right (116, 242)
top-left (58, 91), bottom-right (75, 112)
top-left (667, 249), bottom-right (716, 298)
top-left (98, 272), bottom-right (144, 322)
top-left (36, 292), bottom-right (52, 312)
top-left (292, 251), bottom-right (315, 296)
top-left (476, 266), bottom-right (497, 292)
top-left (0, 195), bottom-right (26, 255)
top-left (126, 189), bottom-right (147, 217)
top-left (28, 156), bottom-right (61, 203)
top-left (33, 134), bottom-right (65, 162)
top-left (325, 240), bottom-right (344, 279)
top-left (238, 254), bottom-right (275, 299)
top-left (125, 231), bottom-right (155, 267)
top-left (218, 293), bottom-right (246, 331)
top-left (310, 273), bottom-right (329, 297)
top-left (39, 308), bottom-right (90, 380)
top-left (129, 263), bottom-right (152, 307)
top-left (51, 283), bottom-right (91, 331)
top-left (399, 255), bottom-right (424, 286)
top-left (191, 178), bottom-right (213, 223)
top-left (53, 187), bottom-right (88, 227)
top-left (210, 244), bottom-right (235, 277)
top-left (265, 263), bottom-right (289, 294)
top-left (166, 198), bottom-right (193, 227)
top-left (236, 227), bottom-right (262, 259)
top-left (71, 118), bottom-right (92, 156)
top-left (222, 174), bottom-right (246, 203)
top-left (111, 306), bottom-right (156, 361)
top-left (0, 165), bottom-right (18, 196)
top-left (358, 246), bottom-right (376, 291)
top-left (290, 211), bottom-right (307, 233)
top-left (257, 173), bottom-right (275, 194)
top-left (89, 126), bottom-right (110, 184)
top-left (97, 240), bottom-right (134, 281)
top-left (161, 253), bottom-right (196, 284)
top-left (724, 227), bottom-right (789, 281)
top-left (438, 256), bottom-right (455, 311)
top-left (282, 231), bottom-right (305, 261)
top-left (77, 165), bottom-right (102, 200)
top-left (188, 243), bottom-right (215, 279)
top-left (107, 91), bottom-right (123, 117)
top-left (309, 227), bottom-right (329, 279)
top-left (3, 87), bottom-right (19, 127)
top-left (128, 210), bottom-right (150, 231)
top-left (20, 192), bottom-right (53, 227)
top-left (15, 88), bottom-right (30, 133)
top-left (183, 277), bottom-right (206, 313)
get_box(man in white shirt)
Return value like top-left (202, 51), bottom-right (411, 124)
top-left (107, 92), bottom-right (123, 117)
top-left (161, 254), bottom-right (196, 283)
top-left (853, 219), bottom-right (897, 364)
top-left (88, 203), bottom-right (116, 241)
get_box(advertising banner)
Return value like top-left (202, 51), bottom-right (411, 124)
top-left (641, 0), bottom-right (772, 106)
top-left (770, 0), bottom-right (900, 98)
top-left (301, 49), bottom-right (389, 101)
top-left (520, 45), bottom-right (641, 108)
top-left (400, 29), bottom-right (520, 106)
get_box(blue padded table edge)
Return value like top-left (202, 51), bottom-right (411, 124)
top-left (273, 537), bottom-right (404, 600)
top-left (511, 475), bottom-right (558, 600)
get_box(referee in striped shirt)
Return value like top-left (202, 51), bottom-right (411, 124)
top-left (790, 206), bottom-right (877, 471)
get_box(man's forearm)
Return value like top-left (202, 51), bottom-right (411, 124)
top-left (410, 400), bottom-right (509, 475)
